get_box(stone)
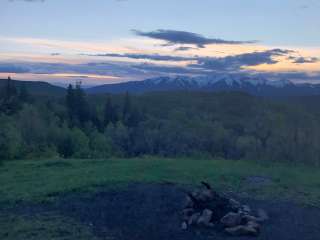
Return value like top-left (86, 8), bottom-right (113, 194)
top-left (197, 189), bottom-right (214, 202)
top-left (188, 212), bottom-right (201, 226)
top-left (225, 225), bottom-right (259, 236)
top-left (185, 196), bottom-right (195, 208)
top-left (247, 221), bottom-right (261, 231)
top-left (181, 221), bottom-right (188, 230)
top-left (197, 209), bottom-right (214, 227)
top-left (242, 214), bottom-right (260, 223)
top-left (191, 190), bottom-right (200, 198)
top-left (229, 198), bottom-right (241, 211)
top-left (181, 208), bottom-right (195, 221)
top-left (256, 209), bottom-right (269, 222)
top-left (242, 205), bottom-right (251, 214)
top-left (181, 183), bottom-right (267, 234)
top-left (220, 212), bottom-right (242, 227)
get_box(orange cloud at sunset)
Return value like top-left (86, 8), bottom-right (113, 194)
top-left (1, 35), bottom-right (320, 85)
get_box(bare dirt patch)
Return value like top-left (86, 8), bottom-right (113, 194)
top-left (2, 183), bottom-right (320, 240)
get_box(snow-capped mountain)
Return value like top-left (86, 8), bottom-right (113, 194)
top-left (86, 74), bottom-right (320, 97)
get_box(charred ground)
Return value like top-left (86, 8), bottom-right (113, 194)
top-left (1, 158), bottom-right (320, 240)
top-left (2, 183), bottom-right (320, 240)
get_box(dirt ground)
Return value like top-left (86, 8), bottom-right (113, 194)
top-left (4, 183), bottom-right (320, 240)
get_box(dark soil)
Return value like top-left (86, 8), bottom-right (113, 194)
top-left (4, 183), bottom-right (320, 240)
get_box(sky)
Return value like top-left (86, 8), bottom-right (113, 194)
top-left (0, 0), bottom-right (320, 86)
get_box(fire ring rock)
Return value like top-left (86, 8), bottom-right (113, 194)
top-left (180, 182), bottom-right (269, 237)
top-left (197, 209), bottom-right (214, 227)
top-left (225, 225), bottom-right (259, 236)
top-left (220, 212), bottom-right (242, 227)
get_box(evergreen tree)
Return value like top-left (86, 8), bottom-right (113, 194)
top-left (0, 77), bottom-right (20, 114)
top-left (0, 115), bottom-right (23, 159)
top-left (104, 96), bottom-right (117, 126)
top-left (74, 81), bottom-right (90, 125)
top-left (19, 84), bottom-right (31, 103)
top-left (127, 107), bottom-right (143, 128)
top-left (122, 92), bottom-right (131, 126)
top-left (5, 76), bottom-right (17, 99)
top-left (66, 82), bottom-right (90, 127)
top-left (66, 84), bottom-right (76, 125)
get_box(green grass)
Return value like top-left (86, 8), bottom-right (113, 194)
top-left (1, 157), bottom-right (320, 206)
top-left (1, 157), bottom-right (320, 240)
top-left (0, 213), bottom-right (100, 240)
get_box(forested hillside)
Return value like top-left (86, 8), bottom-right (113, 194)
top-left (1, 78), bottom-right (320, 166)
top-left (0, 78), bottom-right (65, 96)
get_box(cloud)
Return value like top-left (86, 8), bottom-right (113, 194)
top-left (81, 48), bottom-right (295, 72)
top-left (256, 71), bottom-right (320, 83)
top-left (132, 29), bottom-right (257, 48)
top-left (2, 59), bottom-right (320, 85)
top-left (299, 4), bottom-right (309, 9)
top-left (290, 56), bottom-right (319, 64)
top-left (174, 46), bottom-right (198, 51)
top-left (132, 63), bottom-right (204, 75)
top-left (116, 49), bottom-right (294, 75)
top-left (190, 49), bottom-right (294, 71)
top-left (80, 52), bottom-right (197, 62)
top-left (0, 63), bottom-right (30, 73)
top-left (5, 48), bottom-right (292, 77)
top-left (2, 47), bottom-right (319, 85)
top-left (0, 61), bottom-right (146, 78)
top-left (8, 0), bottom-right (45, 2)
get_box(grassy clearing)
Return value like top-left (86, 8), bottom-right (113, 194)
top-left (1, 157), bottom-right (320, 240)
top-left (0, 213), bottom-right (99, 240)
top-left (0, 157), bottom-right (320, 206)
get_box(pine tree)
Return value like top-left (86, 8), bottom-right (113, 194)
top-left (122, 92), bottom-right (131, 125)
top-left (66, 84), bottom-right (76, 125)
top-left (105, 97), bottom-right (118, 126)
top-left (74, 81), bottom-right (90, 125)
top-left (66, 82), bottom-right (90, 127)
top-left (5, 76), bottom-right (17, 100)
top-left (19, 84), bottom-right (31, 103)
top-left (0, 77), bottom-right (20, 114)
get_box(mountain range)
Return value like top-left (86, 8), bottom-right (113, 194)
top-left (0, 79), bottom-right (65, 96)
top-left (86, 75), bottom-right (320, 97)
top-left (2, 74), bottom-right (320, 97)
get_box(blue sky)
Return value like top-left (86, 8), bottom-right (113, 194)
top-left (0, 0), bottom-right (320, 85)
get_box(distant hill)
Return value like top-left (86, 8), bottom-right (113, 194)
top-left (0, 79), bottom-right (66, 97)
top-left (3, 76), bottom-right (320, 98)
top-left (86, 75), bottom-right (320, 97)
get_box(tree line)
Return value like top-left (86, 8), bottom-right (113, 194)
top-left (1, 77), bottom-right (320, 166)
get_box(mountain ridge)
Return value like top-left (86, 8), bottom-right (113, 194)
top-left (2, 75), bottom-right (320, 97)
top-left (86, 75), bottom-right (320, 97)
top-left (0, 78), bottom-right (66, 96)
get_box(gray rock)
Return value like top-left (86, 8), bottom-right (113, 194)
top-left (225, 225), bottom-right (259, 236)
top-left (185, 196), bottom-right (195, 208)
top-left (247, 221), bottom-right (261, 231)
top-left (181, 221), bottom-right (188, 230)
top-left (242, 205), bottom-right (251, 214)
top-left (242, 214), bottom-right (259, 223)
top-left (191, 190), bottom-right (200, 198)
top-left (197, 209), bottom-right (214, 227)
top-left (197, 189), bottom-right (214, 202)
top-left (229, 198), bottom-right (241, 211)
top-left (181, 208), bottom-right (195, 221)
top-left (188, 212), bottom-right (201, 226)
top-left (220, 212), bottom-right (242, 227)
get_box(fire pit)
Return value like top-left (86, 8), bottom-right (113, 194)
top-left (181, 182), bottom-right (269, 236)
